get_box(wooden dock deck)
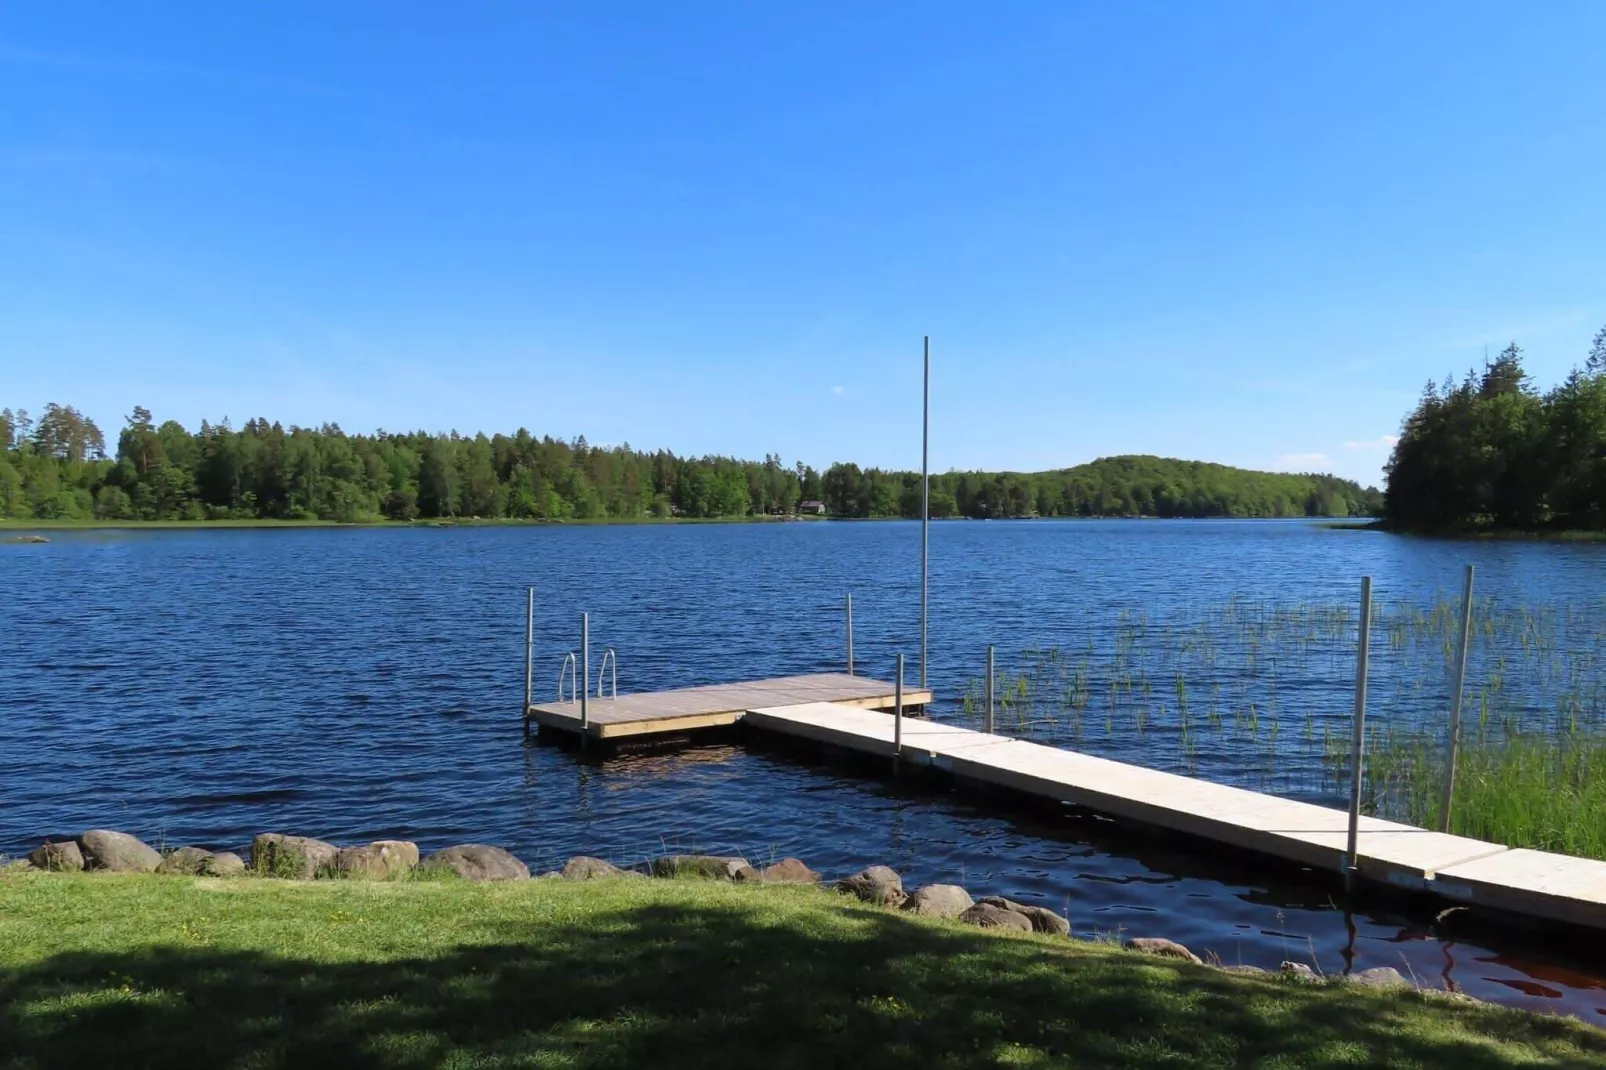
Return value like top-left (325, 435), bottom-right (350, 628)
top-left (742, 701), bottom-right (1606, 931)
top-left (526, 673), bottom-right (933, 740)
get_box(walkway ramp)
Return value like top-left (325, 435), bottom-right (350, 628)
top-left (743, 702), bottom-right (1557, 902)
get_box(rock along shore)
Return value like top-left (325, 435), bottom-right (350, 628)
top-left (7, 827), bottom-right (1423, 994)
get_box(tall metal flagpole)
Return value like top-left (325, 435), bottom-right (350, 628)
top-left (921, 336), bottom-right (930, 690)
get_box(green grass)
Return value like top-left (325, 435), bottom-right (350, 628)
top-left (2, 872), bottom-right (1603, 1068)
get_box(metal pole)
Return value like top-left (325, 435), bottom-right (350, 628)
top-left (580, 612), bottom-right (590, 737)
top-left (920, 335), bottom-right (930, 690)
top-left (846, 592), bottom-right (854, 677)
top-left (523, 587), bottom-right (534, 738)
top-left (1439, 565), bottom-right (1476, 833)
top-left (894, 652), bottom-right (904, 771)
top-left (986, 645), bottom-right (995, 735)
top-left (1344, 576), bottom-right (1373, 894)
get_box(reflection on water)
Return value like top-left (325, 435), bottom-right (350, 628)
top-left (4, 521), bottom-right (1606, 1021)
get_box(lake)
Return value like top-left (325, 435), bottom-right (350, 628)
top-left (4, 520), bottom-right (1605, 1018)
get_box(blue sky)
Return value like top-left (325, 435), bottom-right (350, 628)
top-left (3, 4), bottom-right (1603, 487)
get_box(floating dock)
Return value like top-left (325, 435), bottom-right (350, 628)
top-left (525, 672), bottom-right (932, 740)
top-left (528, 676), bottom-right (1606, 932)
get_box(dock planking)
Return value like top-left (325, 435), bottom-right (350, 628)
top-left (742, 701), bottom-right (1606, 929)
top-left (527, 673), bottom-right (932, 740)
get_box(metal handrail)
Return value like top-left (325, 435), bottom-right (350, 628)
top-left (557, 652), bottom-right (578, 703)
top-left (597, 647), bottom-right (617, 699)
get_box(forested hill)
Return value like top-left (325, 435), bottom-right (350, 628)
top-left (1384, 327), bottom-right (1606, 533)
top-left (0, 404), bottom-right (1379, 522)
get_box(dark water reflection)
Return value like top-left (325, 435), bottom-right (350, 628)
top-left (2, 520), bottom-right (1604, 1021)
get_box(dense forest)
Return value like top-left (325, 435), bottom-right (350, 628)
top-left (0, 403), bottom-right (1379, 523)
top-left (1384, 326), bottom-right (1606, 532)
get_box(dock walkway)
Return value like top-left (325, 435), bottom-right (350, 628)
top-left (744, 701), bottom-right (1606, 931)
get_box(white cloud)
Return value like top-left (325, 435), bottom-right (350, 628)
top-left (1277, 452), bottom-right (1331, 470)
top-left (831, 385), bottom-right (845, 395)
top-left (1343, 435), bottom-right (1399, 451)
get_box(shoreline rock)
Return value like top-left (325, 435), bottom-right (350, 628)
top-left (1129, 937), bottom-right (1203, 965)
top-left (837, 866), bottom-right (906, 907)
top-left (421, 844), bottom-right (529, 882)
top-left (903, 884), bottom-right (974, 919)
top-left (79, 830), bottom-right (161, 873)
top-left (252, 834), bottom-right (339, 879)
top-left (734, 858), bottom-right (820, 884)
top-left (30, 841), bottom-right (84, 872)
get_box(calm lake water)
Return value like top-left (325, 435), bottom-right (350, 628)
top-left (4, 520), bottom-right (1605, 1019)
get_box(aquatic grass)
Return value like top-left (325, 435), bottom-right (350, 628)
top-left (965, 591), bottom-right (1606, 860)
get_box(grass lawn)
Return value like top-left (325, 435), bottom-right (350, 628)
top-left (2, 872), bottom-right (1603, 1069)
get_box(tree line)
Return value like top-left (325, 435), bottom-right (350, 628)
top-left (0, 403), bottom-right (1380, 523)
top-left (1384, 326), bottom-right (1606, 532)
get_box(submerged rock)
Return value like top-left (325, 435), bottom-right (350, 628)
top-left (837, 866), bottom-right (906, 907)
top-left (29, 841), bottom-right (84, 872)
top-left (335, 840), bottom-right (419, 880)
top-left (902, 884), bottom-right (974, 919)
top-left (650, 855), bottom-right (750, 880)
top-left (1128, 937), bottom-right (1203, 965)
top-left (734, 858), bottom-right (820, 884)
top-left (79, 830), bottom-right (161, 873)
top-left (421, 844), bottom-right (530, 882)
top-left (252, 834), bottom-right (339, 879)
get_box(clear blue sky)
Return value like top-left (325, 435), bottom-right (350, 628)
top-left (3, 4), bottom-right (1603, 487)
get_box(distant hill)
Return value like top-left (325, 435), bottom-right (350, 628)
top-left (908, 455), bottom-right (1381, 520)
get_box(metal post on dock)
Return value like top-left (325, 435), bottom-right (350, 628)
top-left (1439, 565), bottom-right (1476, 833)
top-left (846, 592), bottom-right (854, 677)
top-left (985, 645), bottom-right (995, 735)
top-left (1344, 576), bottom-right (1373, 895)
top-left (580, 612), bottom-right (590, 741)
top-left (920, 336), bottom-right (930, 690)
top-left (523, 587), bottom-right (534, 738)
top-left (894, 653), bottom-right (904, 773)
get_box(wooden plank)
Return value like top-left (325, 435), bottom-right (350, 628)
top-left (745, 703), bottom-right (1513, 892)
top-left (1434, 849), bottom-right (1606, 928)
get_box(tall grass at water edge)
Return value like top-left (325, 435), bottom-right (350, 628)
top-left (961, 594), bottom-right (1606, 861)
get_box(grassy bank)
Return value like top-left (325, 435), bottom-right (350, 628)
top-left (2, 872), bottom-right (1603, 1068)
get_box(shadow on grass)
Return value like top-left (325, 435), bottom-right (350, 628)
top-left (2, 900), bottom-right (1602, 1069)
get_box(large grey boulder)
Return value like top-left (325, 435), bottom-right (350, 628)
top-left (1129, 937), bottom-right (1203, 964)
top-left (977, 896), bottom-right (1070, 936)
top-left (79, 830), bottom-right (161, 873)
top-left (837, 865), bottom-right (906, 907)
top-left (29, 841), bottom-right (84, 872)
top-left (252, 834), bottom-right (339, 879)
top-left (157, 846), bottom-right (216, 876)
top-left (650, 855), bottom-right (750, 880)
top-left (421, 844), bottom-right (530, 882)
top-left (335, 840), bottom-right (419, 880)
top-left (902, 884), bottom-right (974, 919)
top-left (960, 902), bottom-right (1034, 932)
top-left (734, 858), bottom-right (820, 884)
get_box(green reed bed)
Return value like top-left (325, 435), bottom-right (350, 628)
top-left (965, 593), bottom-right (1606, 861)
